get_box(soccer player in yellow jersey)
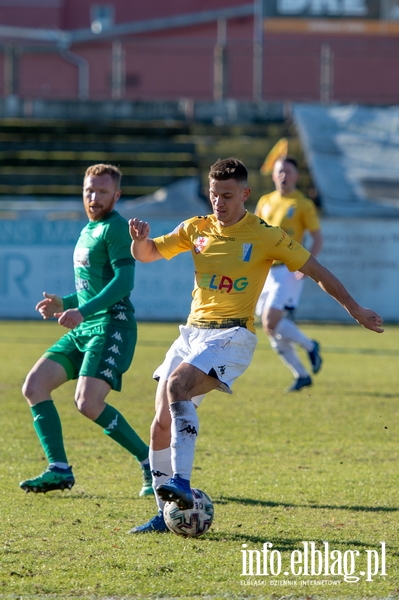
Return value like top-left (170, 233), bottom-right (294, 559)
top-left (128, 157), bottom-right (383, 533)
top-left (255, 156), bottom-right (323, 392)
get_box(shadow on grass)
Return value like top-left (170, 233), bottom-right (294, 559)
top-left (324, 346), bottom-right (399, 356)
top-left (349, 391), bottom-right (399, 399)
top-left (217, 495), bottom-right (399, 513)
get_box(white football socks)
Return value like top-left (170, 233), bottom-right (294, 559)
top-left (170, 400), bottom-right (198, 482)
top-left (149, 447), bottom-right (172, 511)
top-left (275, 318), bottom-right (313, 351)
top-left (270, 335), bottom-right (308, 378)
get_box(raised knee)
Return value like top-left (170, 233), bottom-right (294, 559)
top-left (167, 372), bottom-right (183, 399)
top-left (22, 372), bottom-right (39, 402)
top-left (21, 376), bottom-right (29, 400)
top-left (74, 394), bottom-right (90, 418)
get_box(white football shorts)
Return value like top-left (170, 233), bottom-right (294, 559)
top-left (153, 324), bottom-right (257, 407)
top-left (255, 264), bottom-right (305, 316)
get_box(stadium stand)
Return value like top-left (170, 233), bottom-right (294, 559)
top-left (0, 115), bottom-right (317, 212)
top-left (0, 119), bottom-right (198, 199)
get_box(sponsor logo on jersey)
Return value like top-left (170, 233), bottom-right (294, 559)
top-left (105, 356), bottom-right (117, 366)
top-left (275, 230), bottom-right (288, 246)
top-left (76, 278), bottom-right (89, 291)
top-left (74, 247), bottom-right (90, 267)
top-left (242, 244), bottom-right (252, 262)
top-left (210, 234), bottom-right (235, 241)
top-left (111, 331), bottom-right (123, 342)
top-left (194, 236), bottom-right (208, 254)
top-left (286, 207), bottom-right (295, 218)
top-left (197, 273), bottom-right (249, 293)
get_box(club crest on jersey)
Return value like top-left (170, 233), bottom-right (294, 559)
top-left (194, 236), bottom-right (207, 254)
top-left (242, 243), bottom-right (252, 262)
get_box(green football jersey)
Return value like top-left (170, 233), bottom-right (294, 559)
top-left (67, 210), bottom-right (136, 330)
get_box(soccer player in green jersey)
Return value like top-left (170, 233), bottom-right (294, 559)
top-left (128, 157), bottom-right (383, 533)
top-left (20, 163), bottom-right (153, 497)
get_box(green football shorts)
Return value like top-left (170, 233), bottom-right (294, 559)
top-left (43, 323), bottom-right (137, 391)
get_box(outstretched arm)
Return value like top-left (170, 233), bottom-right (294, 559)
top-left (299, 255), bottom-right (384, 333)
top-left (129, 218), bottom-right (164, 263)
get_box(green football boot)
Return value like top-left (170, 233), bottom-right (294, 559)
top-left (139, 463), bottom-right (154, 497)
top-left (19, 465), bottom-right (75, 493)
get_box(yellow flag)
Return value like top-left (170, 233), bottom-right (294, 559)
top-left (260, 138), bottom-right (288, 175)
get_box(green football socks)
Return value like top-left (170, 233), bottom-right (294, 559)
top-left (95, 404), bottom-right (149, 463)
top-left (31, 400), bottom-right (69, 465)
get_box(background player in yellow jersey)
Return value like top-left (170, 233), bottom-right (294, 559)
top-left (128, 157), bottom-right (383, 533)
top-left (255, 155), bottom-right (323, 392)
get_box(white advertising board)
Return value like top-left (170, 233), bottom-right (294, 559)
top-left (297, 218), bottom-right (399, 322)
top-left (0, 218), bottom-right (193, 321)
top-left (0, 217), bottom-right (398, 322)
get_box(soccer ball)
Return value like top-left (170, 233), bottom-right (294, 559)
top-left (163, 488), bottom-right (214, 537)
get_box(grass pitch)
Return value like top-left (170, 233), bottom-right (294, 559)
top-left (0, 319), bottom-right (398, 600)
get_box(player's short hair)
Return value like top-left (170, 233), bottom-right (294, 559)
top-left (275, 155), bottom-right (298, 170)
top-left (84, 164), bottom-right (122, 188)
top-left (209, 158), bottom-right (248, 185)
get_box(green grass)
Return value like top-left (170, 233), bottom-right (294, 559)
top-left (0, 320), bottom-right (398, 600)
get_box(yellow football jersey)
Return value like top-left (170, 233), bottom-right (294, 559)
top-left (153, 212), bottom-right (310, 333)
top-left (255, 189), bottom-right (320, 243)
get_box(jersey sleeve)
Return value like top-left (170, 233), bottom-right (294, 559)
top-left (261, 225), bottom-right (310, 272)
top-left (105, 217), bottom-right (136, 268)
top-left (79, 263), bottom-right (135, 318)
top-left (62, 292), bottom-right (79, 310)
top-left (153, 220), bottom-right (192, 260)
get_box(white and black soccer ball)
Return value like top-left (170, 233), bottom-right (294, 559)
top-left (163, 488), bottom-right (214, 537)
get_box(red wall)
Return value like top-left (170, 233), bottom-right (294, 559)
top-left (1, 0), bottom-right (398, 104)
top-left (63, 0), bottom-right (246, 29)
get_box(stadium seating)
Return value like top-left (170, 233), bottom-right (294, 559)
top-left (0, 117), bottom-right (316, 210)
top-left (0, 119), bottom-right (198, 199)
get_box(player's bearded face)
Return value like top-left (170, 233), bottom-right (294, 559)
top-left (83, 174), bottom-right (121, 221)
